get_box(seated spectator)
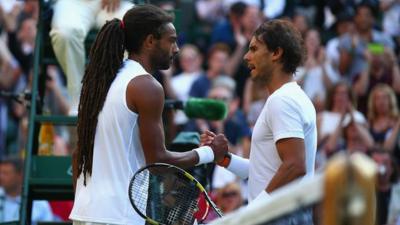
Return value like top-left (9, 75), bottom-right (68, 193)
top-left (43, 65), bottom-right (70, 116)
top-left (325, 10), bottom-right (354, 78)
top-left (353, 47), bottom-right (400, 114)
top-left (295, 28), bottom-right (338, 112)
top-left (189, 43), bottom-right (231, 99)
top-left (323, 110), bottom-right (374, 161)
top-left (210, 2), bottom-right (248, 50)
top-left (171, 44), bottom-right (203, 128)
top-left (0, 36), bottom-right (22, 158)
top-left (366, 84), bottom-right (399, 149)
top-left (317, 81), bottom-right (367, 154)
top-left (205, 181), bottom-right (244, 222)
top-left (215, 181), bottom-right (244, 213)
top-left (211, 2), bottom-right (261, 103)
top-left (1, 12), bottom-right (36, 80)
top-left (292, 13), bottom-right (310, 38)
top-left (0, 157), bottom-right (54, 223)
top-left (338, 2), bottom-right (394, 83)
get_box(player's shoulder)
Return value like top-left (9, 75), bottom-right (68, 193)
top-left (268, 82), bottom-right (300, 101)
top-left (267, 84), bottom-right (310, 110)
top-left (128, 74), bottom-right (163, 95)
top-left (126, 74), bottom-right (164, 111)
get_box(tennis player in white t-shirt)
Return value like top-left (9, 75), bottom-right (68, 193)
top-left (202, 19), bottom-right (317, 204)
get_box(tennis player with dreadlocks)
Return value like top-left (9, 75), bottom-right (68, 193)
top-left (69, 4), bottom-right (228, 225)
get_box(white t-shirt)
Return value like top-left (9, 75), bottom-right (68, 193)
top-left (248, 82), bottom-right (317, 201)
top-left (69, 60), bottom-right (148, 225)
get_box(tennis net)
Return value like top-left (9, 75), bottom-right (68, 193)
top-left (210, 152), bottom-right (377, 225)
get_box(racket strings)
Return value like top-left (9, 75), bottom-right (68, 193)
top-left (165, 177), bottom-right (199, 225)
top-left (130, 169), bottom-right (150, 214)
top-left (130, 168), bottom-right (202, 225)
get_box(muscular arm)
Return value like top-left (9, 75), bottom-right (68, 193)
top-left (265, 138), bottom-right (306, 193)
top-left (126, 75), bottom-right (199, 168)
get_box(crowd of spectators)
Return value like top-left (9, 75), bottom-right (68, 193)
top-left (0, 0), bottom-right (399, 224)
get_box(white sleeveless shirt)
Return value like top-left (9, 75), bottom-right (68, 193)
top-left (70, 60), bottom-right (148, 225)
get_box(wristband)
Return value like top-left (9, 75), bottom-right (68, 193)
top-left (226, 154), bottom-right (249, 179)
top-left (217, 152), bottom-right (232, 167)
top-left (194, 146), bottom-right (214, 165)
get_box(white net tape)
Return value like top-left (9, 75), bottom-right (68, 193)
top-left (210, 153), bottom-right (377, 225)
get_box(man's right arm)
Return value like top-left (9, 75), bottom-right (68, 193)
top-left (126, 75), bottom-right (227, 168)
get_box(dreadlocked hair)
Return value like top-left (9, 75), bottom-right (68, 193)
top-left (76, 4), bottom-right (174, 185)
top-left (77, 18), bottom-right (125, 185)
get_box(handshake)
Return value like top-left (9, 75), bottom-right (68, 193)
top-left (195, 130), bottom-right (230, 166)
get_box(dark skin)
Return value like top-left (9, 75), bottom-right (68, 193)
top-left (73, 23), bottom-right (228, 189)
top-left (128, 75), bottom-right (222, 167)
top-left (128, 23), bottom-right (228, 167)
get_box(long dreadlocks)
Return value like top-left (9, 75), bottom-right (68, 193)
top-left (76, 18), bottom-right (125, 185)
top-left (76, 5), bottom-right (174, 185)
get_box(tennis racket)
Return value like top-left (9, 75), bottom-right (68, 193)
top-left (128, 163), bottom-right (223, 225)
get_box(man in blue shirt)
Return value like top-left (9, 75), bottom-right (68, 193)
top-left (0, 157), bottom-right (54, 223)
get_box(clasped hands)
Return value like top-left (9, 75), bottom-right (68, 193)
top-left (200, 130), bottom-right (229, 163)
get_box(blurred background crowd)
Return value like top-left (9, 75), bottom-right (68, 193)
top-left (0, 0), bottom-right (399, 224)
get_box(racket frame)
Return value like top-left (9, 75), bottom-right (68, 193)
top-left (128, 163), bottom-right (223, 225)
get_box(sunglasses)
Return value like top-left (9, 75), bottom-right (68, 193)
top-left (221, 191), bottom-right (239, 198)
top-left (209, 96), bottom-right (231, 102)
